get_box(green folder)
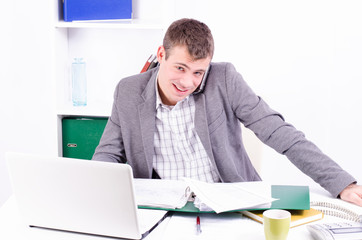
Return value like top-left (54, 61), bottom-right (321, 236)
top-left (270, 185), bottom-right (310, 210)
top-left (139, 185), bottom-right (310, 213)
top-left (62, 117), bottom-right (108, 160)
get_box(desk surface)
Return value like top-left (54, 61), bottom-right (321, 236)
top-left (0, 187), bottom-right (360, 240)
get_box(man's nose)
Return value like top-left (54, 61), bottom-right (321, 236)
top-left (179, 75), bottom-right (196, 88)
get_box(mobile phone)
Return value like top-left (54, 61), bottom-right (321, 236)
top-left (193, 65), bottom-right (211, 94)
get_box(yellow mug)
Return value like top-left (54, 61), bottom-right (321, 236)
top-left (263, 209), bottom-right (291, 240)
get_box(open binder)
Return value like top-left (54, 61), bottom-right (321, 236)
top-left (134, 178), bottom-right (310, 214)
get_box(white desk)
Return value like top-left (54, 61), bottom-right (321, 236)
top-left (0, 187), bottom-right (359, 240)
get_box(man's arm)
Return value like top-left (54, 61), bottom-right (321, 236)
top-left (92, 82), bottom-right (127, 163)
top-left (92, 116), bottom-right (126, 163)
top-left (223, 62), bottom-right (357, 198)
top-left (340, 183), bottom-right (362, 207)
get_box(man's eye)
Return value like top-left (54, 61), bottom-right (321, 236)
top-left (177, 66), bottom-right (184, 71)
top-left (195, 72), bottom-right (202, 76)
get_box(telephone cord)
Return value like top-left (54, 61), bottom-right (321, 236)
top-left (310, 201), bottom-right (362, 222)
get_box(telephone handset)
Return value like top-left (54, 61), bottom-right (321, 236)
top-left (307, 201), bottom-right (362, 240)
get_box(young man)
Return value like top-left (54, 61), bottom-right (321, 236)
top-left (93, 18), bottom-right (362, 206)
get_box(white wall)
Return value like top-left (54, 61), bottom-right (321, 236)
top-left (169, 0), bottom-right (362, 188)
top-left (206, 0), bottom-right (362, 188)
top-left (0, 0), bottom-right (57, 207)
top-left (1, 0), bottom-right (362, 207)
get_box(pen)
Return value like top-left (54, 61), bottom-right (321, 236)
top-left (196, 216), bottom-right (202, 234)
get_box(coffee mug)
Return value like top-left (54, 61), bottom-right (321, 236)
top-left (263, 209), bottom-right (291, 240)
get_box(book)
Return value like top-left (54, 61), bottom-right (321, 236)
top-left (134, 178), bottom-right (277, 214)
top-left (140, 54), bottom-right (156, 73)
top-left (147, 56), bottom-right (159, 70)
top-left (241, 208), bottom-right (324, 228)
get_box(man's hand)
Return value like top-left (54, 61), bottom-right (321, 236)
top-left (339, 183), bottom-right (362, 207)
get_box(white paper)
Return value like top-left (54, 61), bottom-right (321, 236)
top-left (162, 212), bottom-right (264, 240)
top-left (134, 178), bottom-right (276, 213)
top-left (183, 178), bottom-right (277, 213)
top-left (134, 178), bottom-right (191, 209)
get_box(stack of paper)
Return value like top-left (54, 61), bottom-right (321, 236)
top-left (134, 178), bottom-right (276, 213)
top-left (183, 178), bottom-right (276, 213)
top-left (134, 179), bottom-right (191, 209)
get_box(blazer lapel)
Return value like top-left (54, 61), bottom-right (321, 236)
top-left (138, 72), bottom-right (157, 177)
top-left (193, 93), bottom-right (216, 166)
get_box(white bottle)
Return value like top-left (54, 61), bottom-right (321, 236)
top-left (72, 58), bottom-right (87, 106)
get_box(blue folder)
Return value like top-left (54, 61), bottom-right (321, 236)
top-left (64, 0), bottom-right (132, 22)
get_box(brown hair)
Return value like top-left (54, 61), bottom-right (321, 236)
top-left (163, 18), bottom-right (214, 60)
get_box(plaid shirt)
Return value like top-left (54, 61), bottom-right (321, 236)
top-left (152, 79), bottom-right (220, 183)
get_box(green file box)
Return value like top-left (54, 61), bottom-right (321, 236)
top-left (62, 117), bottom-right (108, 160)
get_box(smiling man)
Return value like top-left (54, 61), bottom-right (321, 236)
top-left (93, 18), bottom-right (362, 207)
top-left (156, 45), bottom-right (210, 106)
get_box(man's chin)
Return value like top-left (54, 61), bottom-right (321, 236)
top-left (171, 96), bottom-right (188, 105)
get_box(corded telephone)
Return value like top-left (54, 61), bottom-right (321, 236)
top-left (307, 201), bottom-right (362, 240)
top-left (307, 222), bottom-right (362, 240)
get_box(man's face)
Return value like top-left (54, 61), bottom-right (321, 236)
top-left (156, 45), bottom-right (211, 106)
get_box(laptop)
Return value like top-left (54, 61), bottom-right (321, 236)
top-left (6, 152), bottom-right (168, 239)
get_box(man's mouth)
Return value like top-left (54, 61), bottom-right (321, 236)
top-left (173, 84), bottom-right (188, 93)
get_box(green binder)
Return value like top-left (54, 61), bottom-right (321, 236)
top-left (62, 117), bottom-right (108, 160)
top-left (139, 185), bottom-right (310, 213)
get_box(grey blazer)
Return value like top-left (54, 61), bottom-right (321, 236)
top-left (93, 62), bottom-right (355, 197)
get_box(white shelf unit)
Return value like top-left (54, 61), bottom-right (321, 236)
top-left (53, 0), bottom-right (173, 156)
top-left (55, 19), bottom-right (164, 30)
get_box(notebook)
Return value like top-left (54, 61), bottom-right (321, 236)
top-left (6, 152), bottom-right (168, 240)
top-left (241, 208), bottom-right (324, 228)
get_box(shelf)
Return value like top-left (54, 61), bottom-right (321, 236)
top-left (55, 19), bottom-right (164, 30)
top-left (57, 103), bottom-right (112, 117)
top-left (52, 0), bottom-right (171, 158)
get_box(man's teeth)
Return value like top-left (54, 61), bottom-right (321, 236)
top-left (175, 85), bottom-right (186, 92)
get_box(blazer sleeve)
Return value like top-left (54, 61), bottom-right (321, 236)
top-left (92, 82), bottom-right (127, 163)
top-left (224, 63), bottom-right (356, 197)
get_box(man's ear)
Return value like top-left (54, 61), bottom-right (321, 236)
top-left (157, 46), bottom-right (166, 63)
